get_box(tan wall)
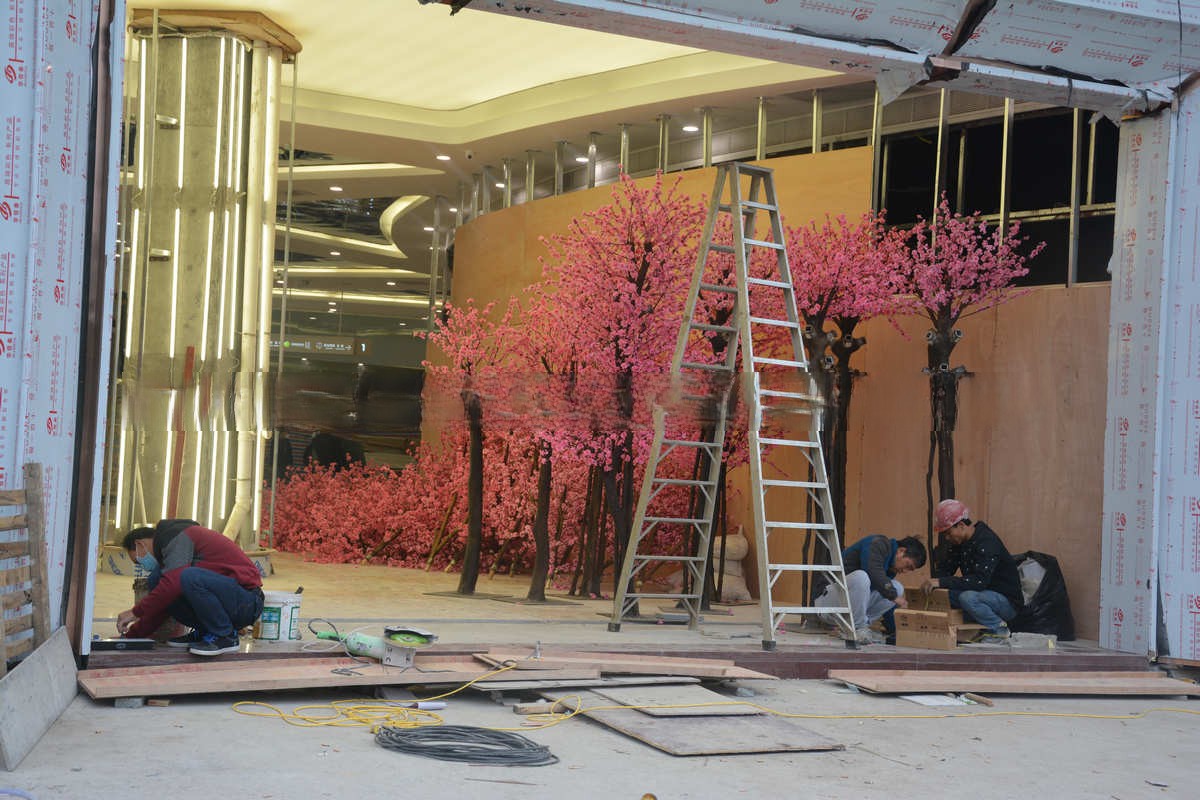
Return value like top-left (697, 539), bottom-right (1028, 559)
top-left (449, 148), bottom-right (1109, 640)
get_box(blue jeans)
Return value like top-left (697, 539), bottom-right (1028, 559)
top-left (955, 589), bottom-right (1016, 634)
top-left (148, 567), bottom-right (264, 638)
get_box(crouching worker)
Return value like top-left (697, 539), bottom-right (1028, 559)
top-left (922, 499), bottom-right (1023, 644)
top-left (814, 534), bottom-right (926, 644)
top-left (116, 519), bottom-right (265, 656)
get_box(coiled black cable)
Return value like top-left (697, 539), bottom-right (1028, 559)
top-left (375, 724), bottom-right (559, 766)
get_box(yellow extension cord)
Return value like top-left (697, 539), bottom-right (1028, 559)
top-left (233, 660), bottom-right (1200, 734)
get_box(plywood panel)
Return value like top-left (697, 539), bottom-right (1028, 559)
top-left (829, 669), bottom-right (1200, 695)
top-left (590, 683), bottom-right (763, 716)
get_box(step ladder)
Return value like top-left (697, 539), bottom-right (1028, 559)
top-left (606, 162), bottom-right (855, 650)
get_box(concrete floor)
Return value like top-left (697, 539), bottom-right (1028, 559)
top-left (4, 554), bottom-right (1187, 798)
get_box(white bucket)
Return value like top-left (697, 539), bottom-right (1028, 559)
top-left (253, 591), bottom-right (302, 641)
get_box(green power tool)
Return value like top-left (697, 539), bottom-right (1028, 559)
top-left (316, 625), bottom-right (438, 667)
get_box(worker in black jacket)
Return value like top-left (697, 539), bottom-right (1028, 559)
top-left (923, 499), bottom-right (1023, 643)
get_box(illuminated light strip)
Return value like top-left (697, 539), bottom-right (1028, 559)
top-left (114, 413), bottom-right (129, 526)
top-left (161, 391), bottom-right (177, 519)
top-left (177, 38), bottom-right (187, 189)
top-left (219, 430), bottom-right (231, 517)
top-left (217, 208), bottom-right (230, 354)
top-left (124, 209), bottom-right (140, 359)
top-left (229, 204), bottom-right (242, 350)
top-left (272, 288), bottom-right (430, 306)
top-left (207, 425), bottom-right (220, 527)
top-left (137, 38), bottom-right (146, 190)
top-left (200, 210), bottom-right (215, 361)
top-left (168, 207), bottom-right (181, 358)
top-left (191, 430), bottom-right (204, 520)
top-left (213, 37), bottom-right (226, 189)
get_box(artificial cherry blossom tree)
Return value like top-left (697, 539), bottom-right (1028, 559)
top-left (786, 211), bottom-right (908, 531)
top-left (895, 196), bottom-right (1044, 553)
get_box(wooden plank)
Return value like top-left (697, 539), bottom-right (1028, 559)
top-left (78, 656), bottom-right (601, 699)
top-left (127, 9), bottom-right (302, 55)
top-left (473, 675), bottom-right (701, 692)
top-left (0, 628), bottom-right (77, 770)
top-left (22, 464), bottom-right (49, 648)
top-left (539, 689), bottom-right (842, 756)
top-left (478, 650), bottom-right (777, 680)
top-left (0, 514), bottom-right (27, 532)
top-left (0, 566), bottom-right (31, 588)
top-left (829, 669), bottom-right (1200, 696)
top-left (589, 684), bottom-right (763, 717)
top-left (0, 490), bottom-right (25, 507)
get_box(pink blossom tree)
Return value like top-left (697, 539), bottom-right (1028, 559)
top-left (895, 196), bottom-right (1044, 552)
top-left (786, 211), bottom-right (909, 532)
top-left (539, 173), bottom-right (706, 597)
top-left (422, 298), bottom-right (518, 595)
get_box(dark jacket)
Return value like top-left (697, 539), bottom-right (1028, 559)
top-left (933, 521), bottom-right (1023, 610)
top-left (128, 520), bottom-right (263, 638)
top-left (814, 534), bottom-right (900, 601)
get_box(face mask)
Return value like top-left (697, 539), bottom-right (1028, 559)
top-left (136, 553), bottom-right (158, 571)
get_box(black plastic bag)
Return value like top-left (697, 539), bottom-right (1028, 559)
top-left (1010, 551), bottom-right (1075, 641)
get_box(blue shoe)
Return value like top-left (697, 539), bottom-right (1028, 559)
top-left (189, 634), bottom-right (240, 656)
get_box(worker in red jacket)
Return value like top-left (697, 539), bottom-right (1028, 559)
top-left (116, 519), bottom-right (265, 656)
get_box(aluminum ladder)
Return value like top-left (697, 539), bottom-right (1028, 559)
top-left (606, 162), bottom-right (855, 650)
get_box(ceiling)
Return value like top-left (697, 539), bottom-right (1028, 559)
top-left (131, 1), bottom-right (845, 333)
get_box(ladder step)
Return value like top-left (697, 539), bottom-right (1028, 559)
top-left (645, 516), bottom-right (712, 525)
top-left (762, 479), bottom-right (828, 489)
top-left (633, 555), bottom-right (707, 563)
top-left (748, 316), bottom-right (802, 329)
top-left (744, 237), bottom-right (784, 250)
top-left (746, 277), bottom-right (791, 289)
top-left (761, 389), bottom-right (822, 401)
top-left (763, 521), bottom-right (837, 530)
top-left (733, 163), bottom-right (773, 177)
top-left (768, 563), bottom-right (842, 572)
top-left (709, 243), bottom-right (735, 254)
top-left (699, 282), bottom-right (737, 294)
top-left (689, 322), bottom-right (737, 334)
top-left (680, 361), bottom-right (734, 372)
top-left (759, 437), bottom-right (820, 448)
top-left (625, 592), bottom-right (702, 600)
top-left (652, 477), bottom-right (714, 487)
top-left (771, 605), bottom-right (849, 615)
top-left (717, 200), bottom-right (776, 213)
top-left (662, 438), bottom-right (722, 449)
top-left (753, 356), bottom-right (809, 369)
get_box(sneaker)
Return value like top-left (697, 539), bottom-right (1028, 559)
top-left (854, 627), bottom-right (885, 645)
top-left (972, 625), bottom-right (1012, 644)
top-left (166, 630), bottom-right (205, 648)
top-left (189, 634), bottom-right (241, 657)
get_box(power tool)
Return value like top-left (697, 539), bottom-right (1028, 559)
top-left (316, 624), bottom-right (438, 668)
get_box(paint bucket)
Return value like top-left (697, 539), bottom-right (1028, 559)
top-left (253, 591), bottom-right (303, 641)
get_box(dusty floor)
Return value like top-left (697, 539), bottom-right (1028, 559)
top-left (5, 553), bottom-right (1186, 799)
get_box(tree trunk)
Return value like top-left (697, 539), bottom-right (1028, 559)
top-left (457, 388), bottom-right (484, 595)
top-left (925, 325), bottom-right (962, 554)
top-left (527, 443), bottom-right (553, 602)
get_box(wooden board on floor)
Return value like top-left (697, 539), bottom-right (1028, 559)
top-left (476, 650), bottom-right (777, 680)
top-left (79, 655), bottom-right (600, 699)
top-left (1, 628), bottom-right (77, 770)
top-left (539, 689), bottom-right (841, 756)
top-left (829, 669), bottom-right (1200, 696)
top-left (473, 675), bottom-right (701, 692)
top-left (589, 683), bottom-right (763, 717)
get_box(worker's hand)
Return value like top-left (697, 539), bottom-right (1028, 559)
top-left (921, 577), bottom-right (940, 594)
top-left (893, 595), bottom-right (908, 609)
top-left (116, 609), bottom-right (138, 636)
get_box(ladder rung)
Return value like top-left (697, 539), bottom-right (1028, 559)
top-left (760, 389), bottom-right (821, 401)
top-left (645, 516), bottom-right (711, 525)
top-left (753, 356), bottom-right (809, 369)
top-left (759, 437), bottom-right (820, 448)
top-left (652, 477), bottom-right (714, 487)
top-left (625, 592), bottom-right (701, 600)
top-left (634, 554), bottom-right (706, 563)
top-left (709, 243), bottom-right (735, 254)
top-left (763, 521), bottom-right (836, 530)
top-left (680, 361), bottom-right (734, 372)
top-left (744, 237), bottom-right (784, 250)
top-left (734, 163), bottom-right (773, 177)
top-left (690, 322), bottom-right (736, 334)
top-left (768, 564), bottom-right (841, 572)
top-left (699, 282), bottom-right (737, 294)
top-left (771, 605), bottom-right (849, 615)
top-left (748, 316), bottom-right (802, 329)
top-left (662, 438), bottom-right (722, 449)
top-left (746, 277), bottom-right (790, 289)
top-left (762, 479), bottom-right (828, 489)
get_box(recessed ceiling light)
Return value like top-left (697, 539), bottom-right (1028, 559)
top-left (327, 308), bottom-right (337, 313)
top-left (329, 185), bottom-right (343, 192)
top-left (575, 156), bottom-right (589, 163)
top-left (436, 154), bottom-right (451, 161)
top-left (308, 315), bottom-right (317, 320)
top-left (398, 322), bottom-right (407, 327)
top-left (682, 124), bottom-right (699, 132)
top-left (328, 301), bottom-right (337, 306)
top-left (495, 182), bottom-right (505, 188)
top-left (386, 281), bottom-right (396, 286)
top-left (448, 207), bottom-right (458, 213)
top-left (423, 226), bottom-right (434, 232)
top-left (329, 250), bottom-right (341, 256)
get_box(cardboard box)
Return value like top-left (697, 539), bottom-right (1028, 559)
top-left (895, 608), bottom-right (983, 650)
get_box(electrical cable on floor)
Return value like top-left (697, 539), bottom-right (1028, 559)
top-left (375, 724), bottom-right (559, 766)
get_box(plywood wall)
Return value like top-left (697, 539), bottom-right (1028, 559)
top-left (449, 147), bottom-right (1110, 640)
